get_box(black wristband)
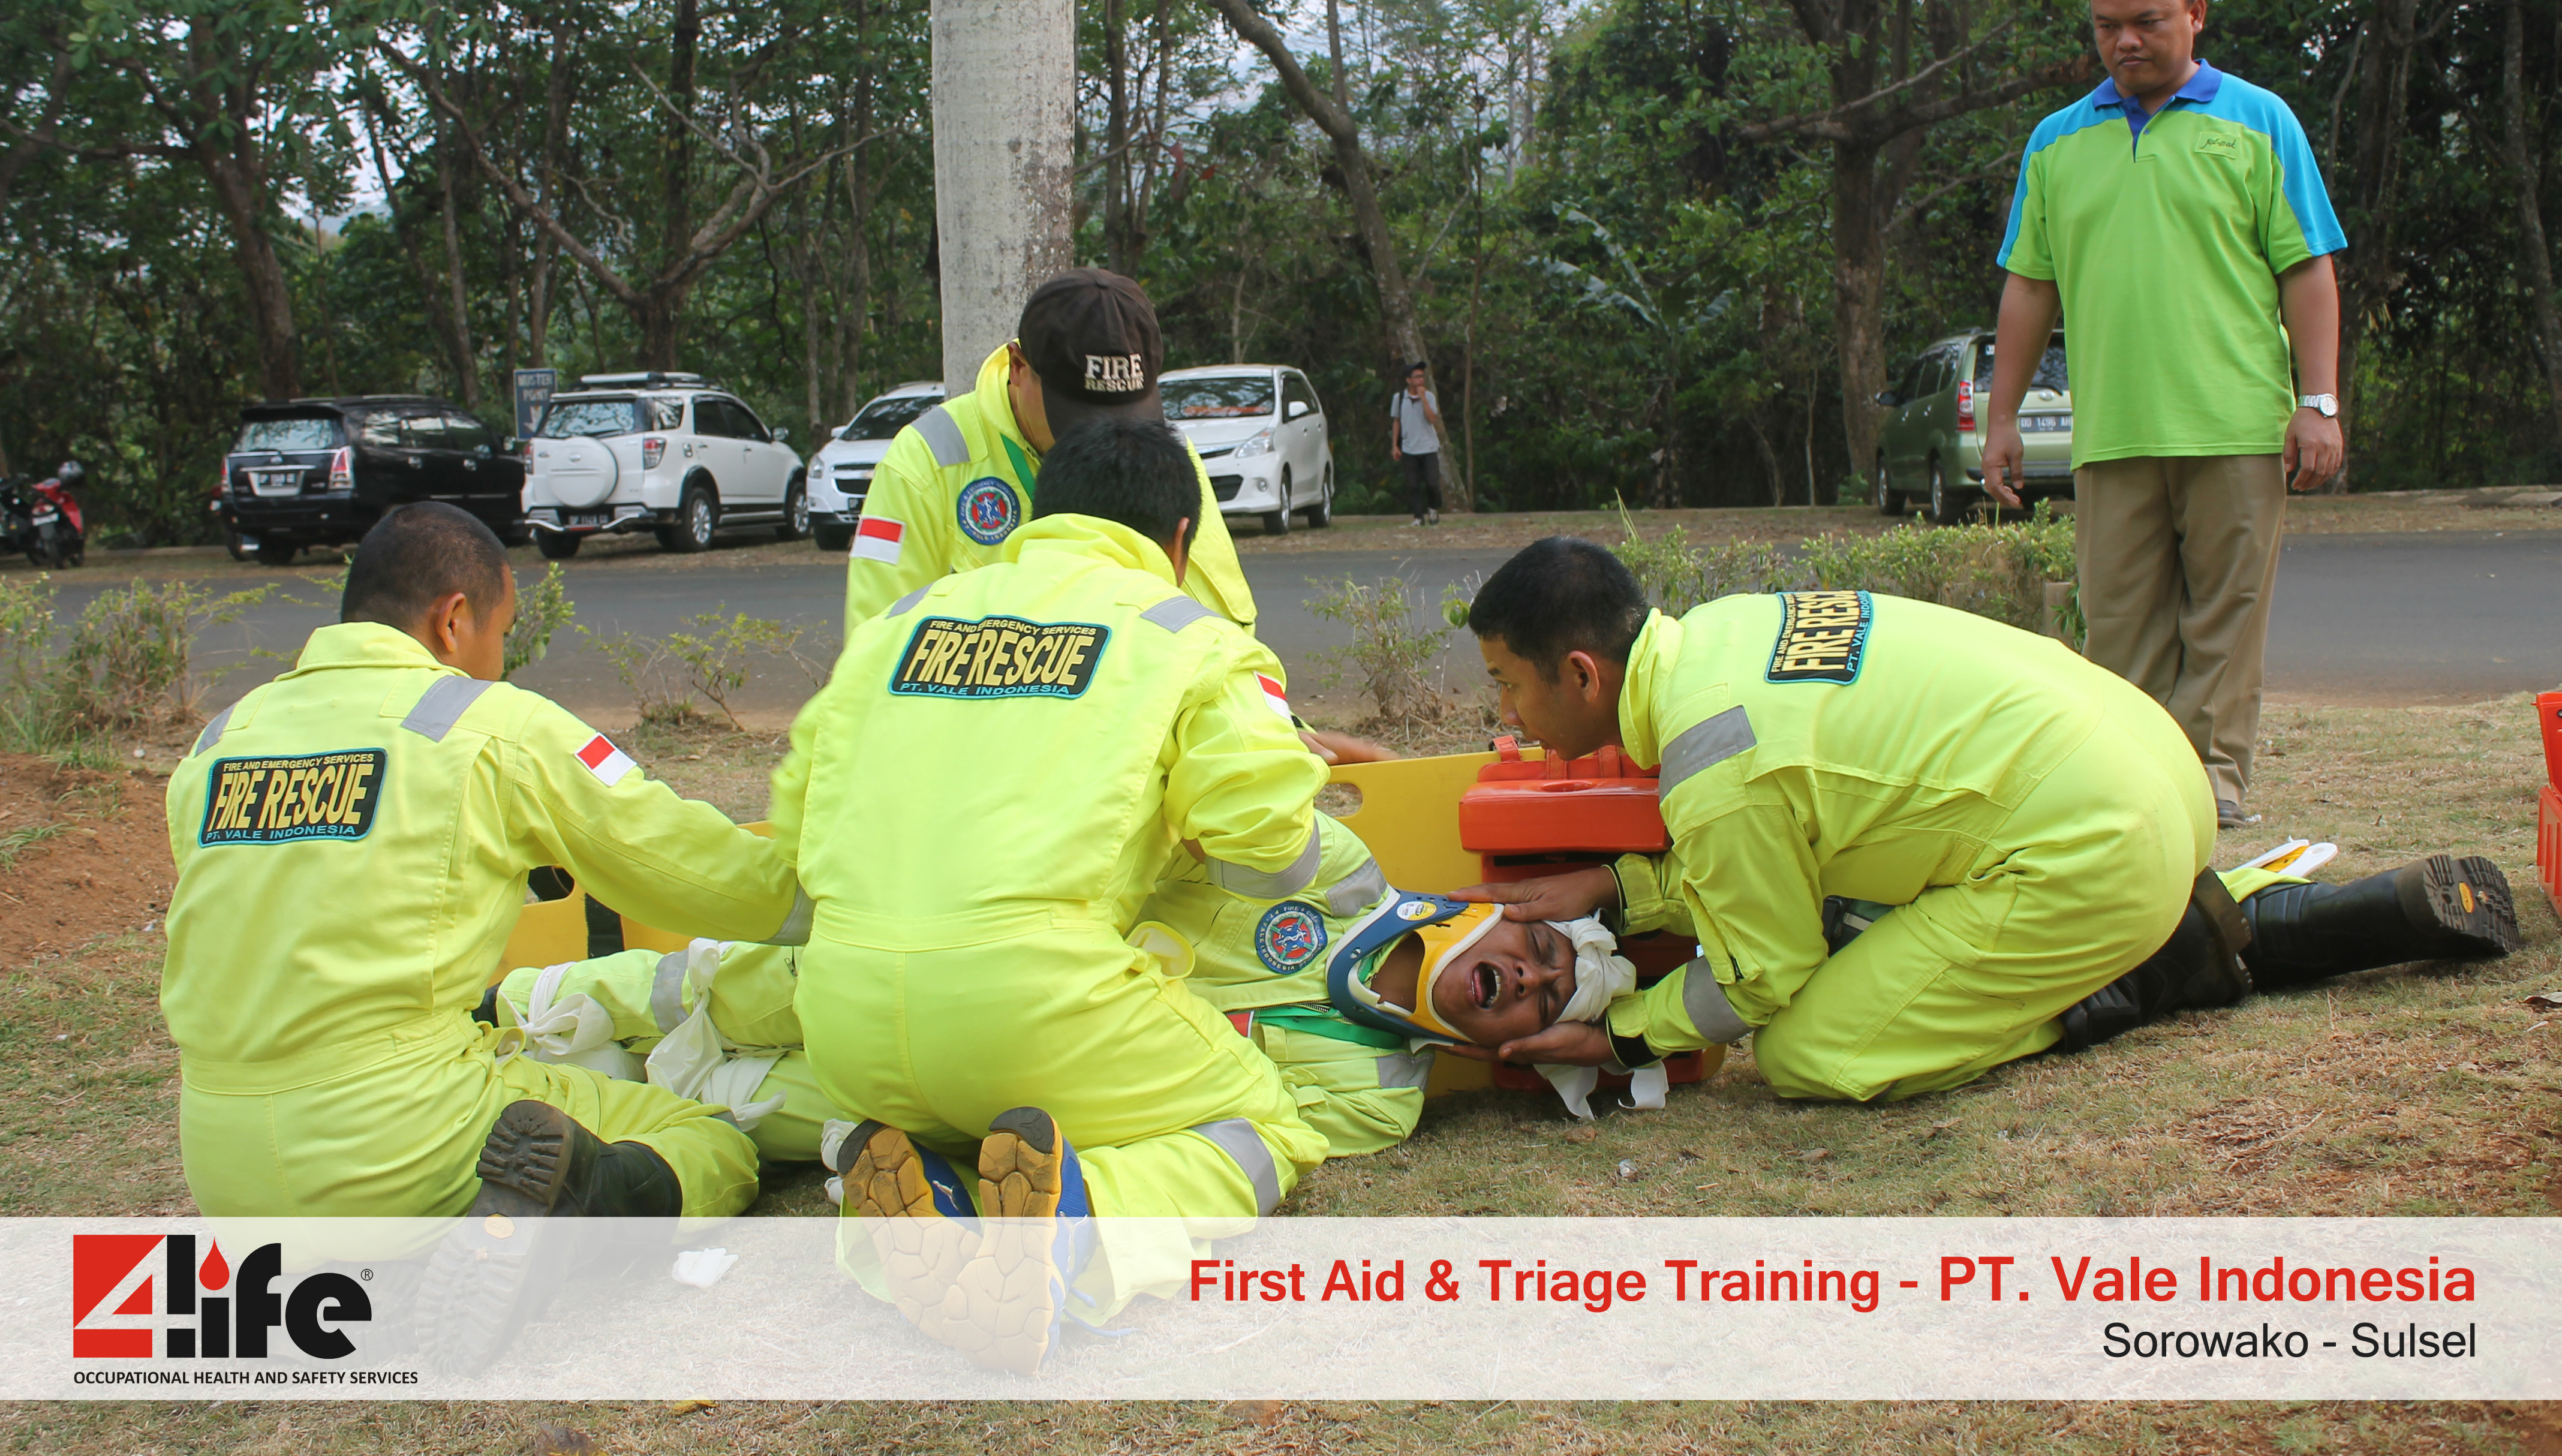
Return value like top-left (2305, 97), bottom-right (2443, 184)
top-left (1610, 1030), bottom-right (1662, 1069)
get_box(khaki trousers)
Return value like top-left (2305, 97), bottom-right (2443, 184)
top-left (2072, 454), bottom-right (2286, 808)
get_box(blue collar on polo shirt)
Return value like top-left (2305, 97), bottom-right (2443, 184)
top-left (2094, 59), bottom-right (2223, 140)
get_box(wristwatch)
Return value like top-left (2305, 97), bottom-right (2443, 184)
top-left (2298, 393), bottom-right (2338, 417)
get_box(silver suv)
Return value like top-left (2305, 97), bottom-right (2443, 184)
top-left (521, 372), bottom-right (807, 556)
top-left (1873, 331), bottom-right (2073, 524)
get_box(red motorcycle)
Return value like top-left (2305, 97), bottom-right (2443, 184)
top-left (3, 460), bottom-right (86, 568)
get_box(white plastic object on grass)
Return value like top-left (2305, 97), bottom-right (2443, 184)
top-left (672, 1248), bottom-right (739, 1289)
top-left (2238, 839), bottom-right (2339, 878)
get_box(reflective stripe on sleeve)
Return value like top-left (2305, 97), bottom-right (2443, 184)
top-left (400, 676), bottom-right (494, 743)
top-left (1323, 856), bottom-right (1392, 919)
top-left (191, 705), bottom-right (233, 756)
top-left (1680, 958), bottom-right (1751, 1043)
top-left (651, 949), bottom-right (690, 1034)
top-left (1190, 1117), bottom-right (1283, 1216)
top-left (1207, 821), bottom-right (1323, 900)
top-left (769, 886), bottom-right (814, 946)
top-left (916, 406), bottom-right (969, 467)
top-left (1374, 1051), bottom-right (1433, 1090)
top-left (886, 585), bottom-right (931, 617)
top-left (1658, 705), bottom-right (1755, 796)
top-left (1139, 595), bottom-right (1214, 633)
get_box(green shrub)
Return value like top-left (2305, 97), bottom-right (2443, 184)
top-left (1306, 575), bottom-right (1456, 726)
top-left (504, 563), bottom-right (577, 679)
top-left (580, 609), bottom-right (820, 729)
top-left (1616, 500), bottom-right (2083, 646)
top-left (48, 579), bottom-right (275, 732)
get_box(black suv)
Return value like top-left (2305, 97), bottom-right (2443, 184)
top-left (219, 396), bottom-right (526, 564)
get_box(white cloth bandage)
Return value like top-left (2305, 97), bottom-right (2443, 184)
top-left (643, 939), bottom-right (786, 1132)
top-left (1548, 916), bottom-right (1636, 1024)
top-left (1536, 917), bottom-right (1660, 1121)
top-left (511, 961), bottom-right (642, 1082)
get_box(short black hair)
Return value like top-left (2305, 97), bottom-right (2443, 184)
top-left (1405, 362), bottom-right (1429, 377)
top-left (1466, 537), bottom-right (1649, 680)
top-left (341, 502), bottom-right (512, 629)
top-left (1032, 417), bottom-right (1198, 552)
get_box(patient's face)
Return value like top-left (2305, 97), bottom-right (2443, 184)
top-left (1428, 917), bottom-right (1578, 1048)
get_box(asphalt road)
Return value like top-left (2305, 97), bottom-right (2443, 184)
top-left (32, 528), bottom-right (2561, 724)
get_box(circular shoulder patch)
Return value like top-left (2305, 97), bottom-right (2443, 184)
top-left (955, 477), bottom-right (1022, 546)
top-left (1255, 902), bottom-right (1328, 974)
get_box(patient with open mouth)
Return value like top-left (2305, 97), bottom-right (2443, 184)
top-left (1361, 910), bottom-right (1580, 1049)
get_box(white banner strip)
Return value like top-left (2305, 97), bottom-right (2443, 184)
top-left (9, 1217), bottom-right (2554, 1399)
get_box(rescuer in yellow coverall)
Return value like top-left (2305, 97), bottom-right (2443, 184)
top-left (161, 503), bottom-right (808, 1368)
top-left (841, 268), bottom-right (1256, 633)
top-left (774, 417), bottom-right (1330, 1376)
top-left (1450, 538), bottom-right (2518, 1101)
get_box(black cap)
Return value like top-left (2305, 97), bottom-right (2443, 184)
top-left (1017, 269), bottom-right (1164, 439)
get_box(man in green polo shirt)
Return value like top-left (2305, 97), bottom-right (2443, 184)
top-left (1981, 0), bottom-right (2345, 828)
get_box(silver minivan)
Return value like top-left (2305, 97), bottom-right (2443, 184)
top-left (1874, 330), bottom-right (2073, 523)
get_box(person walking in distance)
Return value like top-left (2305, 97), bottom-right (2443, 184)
top-left (1388, 363), bottom-right (1446, 527)
top-left (1980, 0), bottom-right (2346, 829)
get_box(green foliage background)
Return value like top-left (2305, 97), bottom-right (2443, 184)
top-left (2, 0), bottom-right (2555, 545)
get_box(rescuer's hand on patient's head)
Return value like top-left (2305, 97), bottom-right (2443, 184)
top-left (1440, 1019), bottom-right (1615, 1069)
top-left (1451, 865), bottom-right (1620, 923)
top-left (339, 501), bottom-right (519, 681)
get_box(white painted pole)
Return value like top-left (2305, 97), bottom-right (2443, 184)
top-left (931, 0), bottom-right (1076, 395)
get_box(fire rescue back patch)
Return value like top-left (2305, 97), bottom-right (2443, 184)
top-left (889, 615), bottom-right (1108, 700)
top-left (1765, 589), bottom-right (1872, 685)
top-left (200, 750), bottom-right (386, 846)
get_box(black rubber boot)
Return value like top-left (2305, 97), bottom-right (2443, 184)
top-left (2242, 854), bottom-right (2519, 990)
top-left (2057, 870), bottom-right (2256, 1052)
top-left (415, 1102), bottom-right (683, 1375)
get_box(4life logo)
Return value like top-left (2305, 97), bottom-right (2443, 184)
top-left (71, 1235), bottom-right (371, 1359)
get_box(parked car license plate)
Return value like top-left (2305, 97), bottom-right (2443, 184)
top-left (2021, 414), bottom-right (2071, 432)
top-left (563, 511), bottom-right (612, 529)
top-left (249, 469), bottom-right (305, 495)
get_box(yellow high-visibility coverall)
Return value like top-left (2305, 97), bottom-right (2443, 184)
top-left (774, 513), bottom-right (1329, 1308)
top-left (162, 623), bottom-right (804, 1219)
top-left (1133, 812), bottom-right (1429, 1158)
top-left (1597, 591), bottom-right (2220, 1102)
top-left (843, 344), bottom-right (1258, 631)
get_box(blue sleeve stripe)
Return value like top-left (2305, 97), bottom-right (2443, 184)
top-left (2200, 74), bottom-right (2347, 255)
top-left (1997, 97), bottom-right (2116, 270)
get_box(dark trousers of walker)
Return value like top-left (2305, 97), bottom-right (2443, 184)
top-left (1400, 450), bottom-right (1443, 518)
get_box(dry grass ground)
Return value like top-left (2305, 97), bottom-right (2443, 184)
top-left (4, 1395), bottom-right (2560, 1455)
top-left (4, 588), bottom-right (2555, 1448)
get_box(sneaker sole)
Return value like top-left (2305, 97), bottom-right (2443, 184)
top-left (911, 1106), bottom-right (1070, 1376)
top-left (2407, 855), bottom-right (2521, 957)
top-left (843, 1121), bottom-right (979, 1329)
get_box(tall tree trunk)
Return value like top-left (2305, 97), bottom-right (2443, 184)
top-left (1103, 0), bottom-right (1133, 274)
top-left (645, 0), bottom-right (701, 369)
top-left (1830, 137), bottom-right (1887, 501)
top-left (2332, 0), bottom-right (2419, 474)
top-left (2501, 0), bottom-right (2562, 444)
top-left (198, 143), bottom-right (300, 399)
top-left (1210, 0), bottom-right (1427, 374)
top-left (929, 0), bottom-right (1076, 387)
top-left (437, 135), bottom-right (481, 407)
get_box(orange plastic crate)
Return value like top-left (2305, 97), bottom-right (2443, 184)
top-left (2538, 782), bottom-right (2562, 920)
top-left (1458, 737), bottom-right (1710, 1095)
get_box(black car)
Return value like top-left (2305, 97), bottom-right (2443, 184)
top-left (220, 396), bottom-right (526, 564)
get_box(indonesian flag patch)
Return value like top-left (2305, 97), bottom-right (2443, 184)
top-left (852, 515), bottom-right (905, 564)
top-left (1257, 673), bottom-right (1292, 723)
top-left (576, 733), bottom-right (635, 787)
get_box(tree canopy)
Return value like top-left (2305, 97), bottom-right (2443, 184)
top-left (3, 0), bottom-right (2555, 542)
